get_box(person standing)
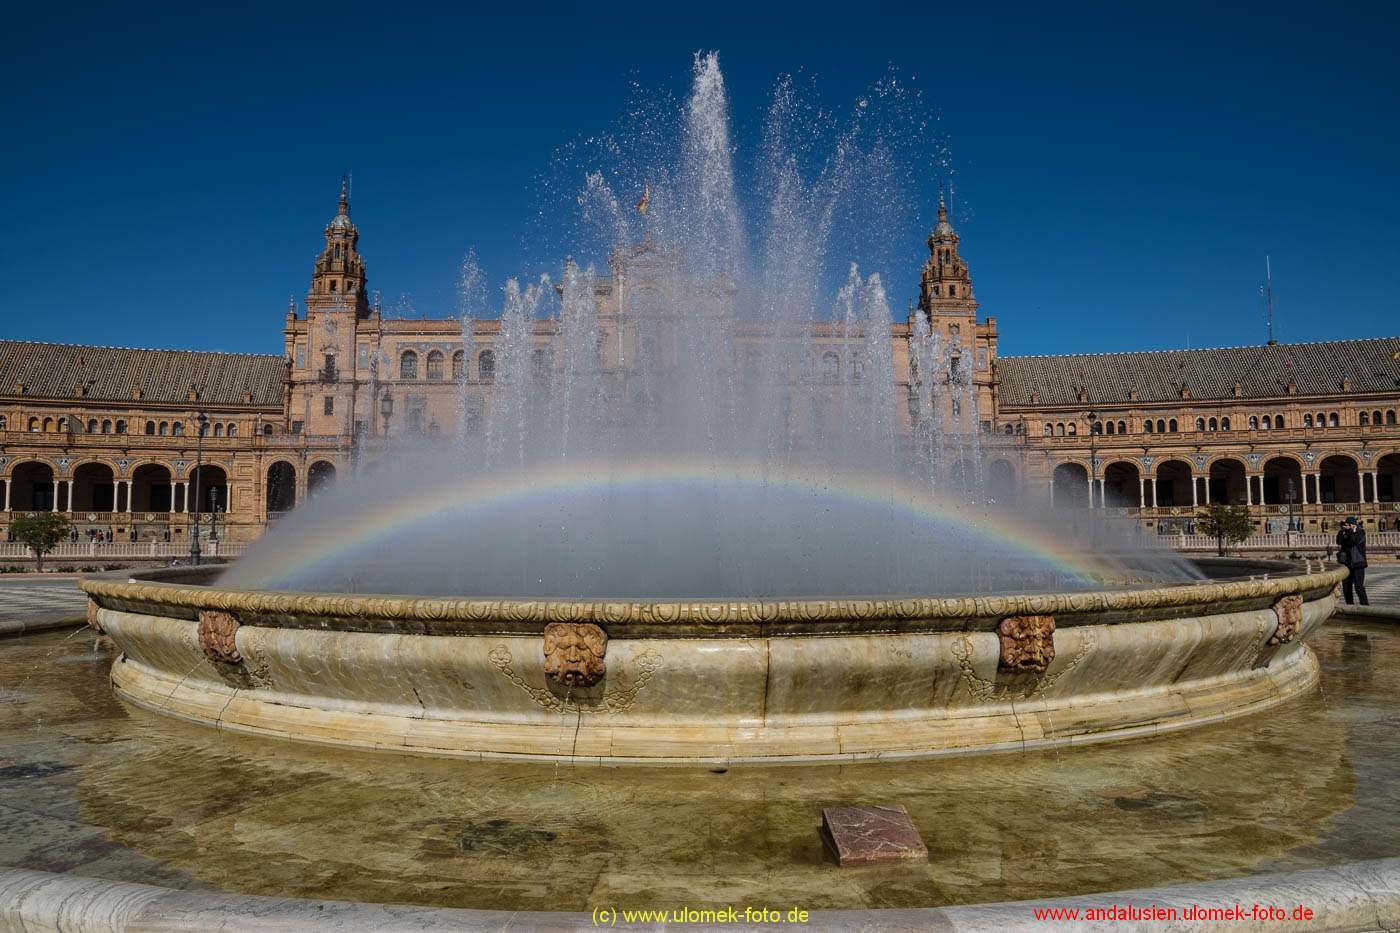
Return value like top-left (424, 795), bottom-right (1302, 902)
top-left (1336, 516), bottom-right (1369, 605)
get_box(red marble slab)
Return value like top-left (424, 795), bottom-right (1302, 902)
top-left (820, 804), bottom-right (928, 866)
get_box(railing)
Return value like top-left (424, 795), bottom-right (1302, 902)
top-left (0, 541), bottom-right (247, 560)
top-left (1169, 531), bottom-right (1400, 551)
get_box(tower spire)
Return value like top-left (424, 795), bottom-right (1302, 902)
top-left (918, 185), bottom-right (975, 316)
top-left (338, 174), bottom-right (350, 216)
top-left (308, 176), bottom-right (369, 317)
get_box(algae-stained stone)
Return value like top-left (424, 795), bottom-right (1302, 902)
top-left (820, 804), bottom-right (928, 866)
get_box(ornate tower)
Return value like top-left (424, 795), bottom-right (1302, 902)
top-left (917, 193), bottom-right (977, 318)
top-left (308, 177), bottom-right (370, 318)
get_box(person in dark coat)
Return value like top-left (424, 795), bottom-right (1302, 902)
top-left (1336, 516), bottom-right (1369, 605)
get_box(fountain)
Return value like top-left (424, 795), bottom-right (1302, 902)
top-left (82, 54), bottom-right (1343, 765)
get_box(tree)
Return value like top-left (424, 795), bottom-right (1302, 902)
top-left (10, 513), bottom-right (71, 572)
top-left (1197, 504), bottom-right (1253, 556)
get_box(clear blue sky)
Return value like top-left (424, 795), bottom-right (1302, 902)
top-left (2, 1), bottom-right (1396, 357)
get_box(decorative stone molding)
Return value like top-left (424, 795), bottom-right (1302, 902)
top-left (77, 562), bottom-right (1347, 632)
top-left (996, 615), bottom-right (1056, 673)
top-left (1269, 594), bottom-right (1303, 645)
top-left (542, 622), bottom-right (608, 687)
top-left (198, 610), bottom-right (242, 664)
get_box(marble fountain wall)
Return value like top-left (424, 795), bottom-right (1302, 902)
top-left (79, 560), bottom-right (1347, 764)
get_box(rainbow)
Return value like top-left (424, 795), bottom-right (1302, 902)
top-left (231, 457), bottom-right (1124, 592)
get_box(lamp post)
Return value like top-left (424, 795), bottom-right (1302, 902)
top-left (190, 412), bottom-right (208, 565)
top-left (379, 391), bottom-right (394, 438)
top-left (209, 486), bottom-right (220, 543)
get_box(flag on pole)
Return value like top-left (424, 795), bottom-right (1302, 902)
top-left (635, 183), bottom-right (650, 215)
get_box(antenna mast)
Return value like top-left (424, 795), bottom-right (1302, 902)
top-left (1263, 255), bottom-right (1277, 346)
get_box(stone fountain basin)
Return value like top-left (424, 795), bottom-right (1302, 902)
top-left (80, 559), bottom-right (1346, 764)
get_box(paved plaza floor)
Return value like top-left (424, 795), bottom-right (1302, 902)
top-left (0, 576), bottom-right (88, 628)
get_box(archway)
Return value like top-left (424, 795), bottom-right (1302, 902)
top-left (1262, 457), bottom-right (1302, 506)
top-left (130, 464), bottom-right (173, 512)
top-left (308, 461), bottom-right (337, 498)
top-left (189, 464), bottom-right (228, 514)
top-left (9, 461), bottom-right (55, 511)
top-left (1052, 462), bottom-right (1089, 507)
top-left (1319, 455), bottom-right (1360, 504)
top-left (267, 462), bottom-right (297, 513)
top-left (948, 459), bottom-right (977, 497)
top-left (1378, 453), bottom-right (1400, 504)
top-left (1208, 458), bottom-right (1248, 506)
top-left (71, 463), bottom-right (116, 512)
top-left (1154, 460), bottom-right (1193, 508)
top-left (1102, 461), bottom-right (1142, 508)
top-left (987, 459), bottom-right (1016, 503)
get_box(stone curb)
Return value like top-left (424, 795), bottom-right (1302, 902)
top-left (1333, 605), bottom-right (1400, 623)
top-left (0, 615), bottom-right (86, 639)
top-left (1, 857), bottom-right (1397, 931)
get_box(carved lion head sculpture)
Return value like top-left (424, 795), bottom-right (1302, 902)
top-left (542, 622), bottom-right (608, 688)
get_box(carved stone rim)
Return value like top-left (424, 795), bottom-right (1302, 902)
top-left (79, 560), bottom-right (1347, 633)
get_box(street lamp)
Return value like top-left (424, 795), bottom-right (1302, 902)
top-left (190, 412), bottom-right (208, 566)
top-left (379, 391), bottom-right (394, 437)
top-left (209, 486), bottom-right (220, 542)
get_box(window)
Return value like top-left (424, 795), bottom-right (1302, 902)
top-left (1316, 411), bottom-right (1326, 427)
top-left (1275, 414), bottom-right (1285, 429)
top-left (1208, 418), bottom-right (1218, 431)
top-left (1144, 420), bottom-right (1154, 434)
top-left (1329, 412), bottom-right (1339, 427)
top-left (1157, 419), bottom-right (1167, 433)
top-left (821, 351), bottom-right (839, 384)
top-left (1221, 417), bottom-right (1230, 431)
top-left (1196, 417), bottom-right (1205, 432)
top-left (1056, 423), bottom-right (1065, 436)
top-left (101, 419), bottom-right (112, 434)
top-left (1092, 421), bottom-right (1103, 435)
top-left (213, 423), bottom-right (223, 437)
top-left (1004, 424), bottom-right (1014, 435)
top-left (1361, 411), bottom-right (1371, 426)
top-left (850, 356), bottom-right (864, 383)
top-left (1168, 419), bottom-right (1178, 432)
top-left (400, 350), bottom-right (418, 380)
top-left (0, 415), bottom-right (5, 430)
top-left (1118, 420), bottom-right (1127, 434)
top-left (43, 417), bottom-right (53, 432)
top-left (263, 424), bottom-right (274, 436)
top-left (145, 420), bottom-right (155, 435)
top-left (1389, 410), bottom-right (1398, 425)
top-left (56, 418), bottom-right (66, 432)
top-left (1066, 422), bottom-right (1076, 435)
top-left (172, 423), bottom-right (184, 436)
top-left (1043, 423), bottom-right (1053, 436)
top-left (1105, 421), bottom-right (1114, 435)
top-left (159, 421), bottom-right (169, 436)
top-left (532, 348), bottom-right (551, 383)
top-left (87, 419), bottom-right (98, 433)
top-left (116, 420), bottom-right (126, 434)
top-left (1303, 414), bottom-right (1313, 428)
top-left (291, 421), bottom-right (304, 435)
top-left (28, 417), bottom-right (39, 432)
top-left (358, 344), bottom-right (370, 368)
top-left (1262, 415), bottom-right (1272, 430)
top-left (1250, 415), bottom-right (1260, 430)
top-left (479, 350), bottom-right (495, 383)
top-left (329, 281), bottom-right (337, 292)
top-left (426, 350), bottom-right (444, 380)
top-left (1373, 409), bottom-right (1383, 426)
top-left (324, 396), bottom-right (334, 416)
top-left (228, 423), bottom-right (237, 437)
top-left (295, 345), bottom-right (306, 369)
top-left (951, 398), bottom-right (961, 417)
top-left (452, 350), bottom-right (464, 381)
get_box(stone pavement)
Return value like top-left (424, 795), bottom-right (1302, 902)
top-left (0, 576), bottom-right (87, 634)
top-left (1359, 563), bottom-right (1400, 608)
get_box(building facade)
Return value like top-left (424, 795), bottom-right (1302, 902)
top-left (3, 183), bottom-right (1399, 547)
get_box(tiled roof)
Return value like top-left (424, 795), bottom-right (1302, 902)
top-left (998, 337), bottom-right (1400, 408)
top-left (0, 340), bottom-right (285, 408)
